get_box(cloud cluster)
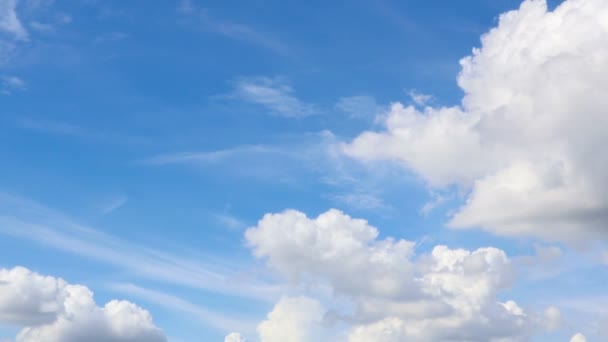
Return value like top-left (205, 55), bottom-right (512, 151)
top-left (243, 209), bottom-right (557, 341)
top-left (0, 266), bottom-right (166, 342)
top-left (343, 0), bottom-right (608, 242)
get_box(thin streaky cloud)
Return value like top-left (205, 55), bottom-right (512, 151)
top-left (0, 0), bottom-right (28, 40)
top-left (178, 1), bottom-right (290, 56)
top-left (0, 75), bottom-right (25, 95)
top-left (99, 194), bottom-right (128, 215)
top-left (109, 283), bottom-right (257, 335)
top-left (17, 117), bottom-right (86, 136)
top-left (141, 145), bottom-right (280, 166)
top-left (0, 194), bottom-right (281, 303)
top-left (231, 77), bottom-right (317, 118)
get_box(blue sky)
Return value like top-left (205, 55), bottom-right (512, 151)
top-left (1, 0), bottom-right (607, 341)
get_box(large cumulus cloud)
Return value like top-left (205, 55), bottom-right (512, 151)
top-left (343, 0), bottom-right (608, 242)
top-left (0, 266), bottom-right (166, 342)
top-left (243, 209), bottom-right (557, 341)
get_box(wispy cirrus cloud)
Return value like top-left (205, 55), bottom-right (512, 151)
top-left (16, 117), bottom-right (86, 136)
top-left (141, 145), bottom-right (279, 166)
top-left (230, 77), bottom-right (317, 118)
top-left (109, 283), bottom-right (256, 335)
top-left (178, 0), bottom-right (290, 56)
top-left (0, 0), bottom-right (28, 41)
top-left (335, 95), bottom-right (382, 120)
top-left (98, 193), bottom-right (128, 215)
top-left (0, 75), bottom-right (25, 94)
top-left (0, 194), bottom-right (281, 308)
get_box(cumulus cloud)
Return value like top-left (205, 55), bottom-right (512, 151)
top-left (257, 296), bottom-right (328, 342)
top-left (245, 209), bottom-right (554, 341)
top-left (0, 266), bottom-right (166, 342)
top-left (224, 332), bottom-right (246, 342)
top-left (570, 333), bottom-right (587, 342)
top-left (343, 0), bottom-right (608, 242)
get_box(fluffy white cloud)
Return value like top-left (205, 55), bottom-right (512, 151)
top-left (224, 332), bottom-right (246, 342)
top-left (343, 0), bottom-right (608, 242)
top-left (0, 266), bottom-right (166, 342)
top-left (257, 296), bottom-right (327, 342)
top-left (246, 209), bottom-right (554, 341)
top-left (570, 333), bottom-right (587, 342)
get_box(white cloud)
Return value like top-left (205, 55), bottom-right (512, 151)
top-left (110, 283), bottom-right (254, 335)
top-left (0, 194), bottom-right (280, 306)
top-left (407, 90), bottom-right (432, 107)
top-left (0, 75), bottom-right (25, 94)
top-left (232, 77), bottom-right (316, 118)
top-left (329, 193), bottom-right (388, 211)
top-left (224, 332), bottom-right (246, 342)
top-left (245, 209), bottom-right (555, 341)
top-left (257, 296), bottom-right (328, 342)
top-left (178, 3), bottom-right (290, 56)
top-left (0, 266), bottom-right (166, 342)
top-left (335, 95), bottom-right (381, 120)
top-left (343, 0), bottom-right (608, 242)
top-left (0, 0), bottom-right (28, 40)
top-left (570, 333), bottom-right (587, 342)
top-left (99, 194), bottom-right (128, 215)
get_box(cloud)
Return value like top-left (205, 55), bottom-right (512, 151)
top-left (0, 0), bottom-right (28, 40)
top-left (99, 194), bottom-right (128, 215)
top-left (141, 145), bottom-right (278, 166)
top-left (1, 75), bottom-right (25, 94)
top-left (0, 194), bottom-right (280, 307)
top-left (257, 296), bottom-right (328, 342)
top-left (407, 90), bottom-right (433, 107)
top-left (335, 95), bottom-right (381, 120)
top-left (231, 77), bottom-right (316, 118)
top-left (244, 208), bottom-right (556, 341)
top-left (329, 193), bottom-right (388, 211)
top-left (343, 0), bottom-right (608, 243)
top-left (178, 2), bottom-right (289, 56)
top-left (17, 117), bottom-right (86, 137)
top-left (570, 333), bottom-right (587, 342)
top-left (0, 266), bottom-right (166, 342)
top-left (224, 332), bottom-right (246, 342)
top-left (110, 283), bottom-right (254, 335)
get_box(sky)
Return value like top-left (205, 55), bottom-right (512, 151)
top-left (0, 0), bottom-right (607, 341)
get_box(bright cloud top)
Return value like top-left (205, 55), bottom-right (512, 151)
top-left (343, 0), bottom-right (608, 242)
top-left (0, 266), bottom-right (166, 342)
top-left (241, 209), bottom-right (559, 341)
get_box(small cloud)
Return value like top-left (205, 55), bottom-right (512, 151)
top-left (99, 194), bottom-right (128, 215)
top-left (330, 193), bottom-right (388, 211)
top-left (178, 3), bottom-right (289, 56)
top-left (0, 0), bottom-right (28, 41)
top-left (1, 75), bottom-right (25, 94)
top-left (177, 0), bottom-right (195, 15)
top-left (230, 77), bottom-right (317, 118)
top-left (335, 95), bottom-right (381, 120)
top-left (29, 21), bottom-right (54, 33)
top-left (408, 89), bottom-right (433, 106)
top-left (419, 192), bottom-right (448, 216)
top-left (602, 250), bottom-right (608, 266)
top-left (17, 117), bottom-right (85, 136)
top-left (141, 145), bottom-right (277, 166)
top-left (213, 213), bottom-right (247, 231)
